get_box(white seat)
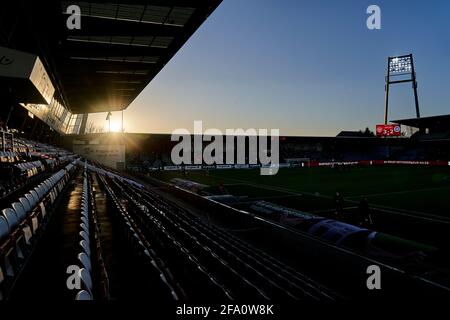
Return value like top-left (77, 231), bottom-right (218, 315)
top-left (81, 211), bottom-right (89, 220)
top-left (1, 209), bottom-right (19, 229)
top-left (75, 290), bottom-right (92, 300)
top-left (19, 197), bottom-right (32, 213)
top-left (80, 223), bottom-right (89, 234)
top-left (46, 180), bottom-right (52, 189)
top-left (36, 185), bottom-right (44, 198)
top-left (39, 185), bottom-right (46, 197)
top-left (25, 193), bottom-right (37, 209)
top-left (80, 240), bottom-right (90, 256)
top-left (81, 216), bottom-right (89, 227)
top-left (78, 252), bottom-right (91, 272)
top-left (0, 216), bottom-right (10, 241)
top-left (31, 190), bottom-right (40, 202)
top-left (11, 203), bottom-right (27, 222)
top-left (79, 230), bottom-right (89, 242)
top-left (78, 268), bottom-right (93, 293)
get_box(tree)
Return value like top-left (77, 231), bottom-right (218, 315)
top-left (362, 127), bottom-right (375, 137)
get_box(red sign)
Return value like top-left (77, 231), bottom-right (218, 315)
top-left (376, 124), bottom-right (401, 137)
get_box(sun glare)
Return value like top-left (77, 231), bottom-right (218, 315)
top-left (106, 120), bottom-right (122, 133)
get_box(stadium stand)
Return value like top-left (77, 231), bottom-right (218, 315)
top-left (0, 0), bottom-right (448, 304)
top-left (0, 160), bottom-right (76, 299)
top-left (1, 132), bottom-right (449, 301)
top-left (99, 172), bottom-right (339, 301)
top-left (117, 132), bottom-right (450, 174)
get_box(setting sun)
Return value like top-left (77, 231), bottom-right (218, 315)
top-left (106, 120), bottom-right (122, 133)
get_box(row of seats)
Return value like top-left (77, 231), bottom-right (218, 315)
top-left (0, 152), bottom-right (76, 200)
top-left (75, 165), bottom-right (109, 300)
top-left (15, 138), bottom-right (76, 161)
top-left (98, 173), bottom-right (180, 301)
top-left (118, 177), bottom-right (336, 301)
top-left (0, 168), bottom-right (23, 199)
top-left (114, 180), bottom-right (245, 300)
top-left (58, 155), bottom-right (77, 163)
top-left (107, 174), bottom-right (246, 300)
top-left (15, 161), bottom-right (45, 178)
top-left (44, 158), bottom-right (57, 167)
top-left (0, 152), bottom-right (21, 164)
top-left (14, 147), bottom-right (28, 154)
top-left (0, 162), bottom-right (77, 299)
top-left (154, 190), bottom-right (333, 300)
top-left (76, 169), bottom-right (94, 300)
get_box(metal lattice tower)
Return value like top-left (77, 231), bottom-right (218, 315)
top-left (384, 54), bottom-right (420, 124)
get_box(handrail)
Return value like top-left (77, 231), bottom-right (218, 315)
top-left (0, 130), bottom-right (14, 152)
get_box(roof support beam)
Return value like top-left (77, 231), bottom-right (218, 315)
top-left (63, 15), bottom-right (185, 37)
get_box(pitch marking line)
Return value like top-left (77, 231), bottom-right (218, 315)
top-left (346, 185), bottom-right (450, 199)
top-left (208, 173), bottom-right (450, 224)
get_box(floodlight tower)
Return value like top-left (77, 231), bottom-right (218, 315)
top-left (384, 54), bottom-right (420, 124)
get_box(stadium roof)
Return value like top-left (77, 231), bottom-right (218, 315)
top-left (336, 131), bottom-right (367, 138)
top-left (392, 114), bottom-right (450, 131)
top-left (1, 0), bottom-right (221, 114)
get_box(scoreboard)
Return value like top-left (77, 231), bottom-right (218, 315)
top-left (376, 124), bottom-right (401, 137)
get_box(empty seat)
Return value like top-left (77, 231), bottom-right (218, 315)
top-left (79, 230), bottom-right (89, 243)
top-left (30, 190), bottom-right (40, 202)
top-left (43, 180), bottom-right (51, 191)
top-left (11, 202), bottom-right (26, 222)
top-left (78, 252), bottom-right (91, 272)
top-left (35, 185), bottom-right (44, 198)
top-left (2, 208), bottom-right (19, 229)
top-left (25, 194), bottom-right (37, 209)
top-left (78, 268), bottom-right (93, 293)
top-left (81, 216), bottom-right (89, 227)
top-left (80, 240), bottom-right (90, 256)
top-left (80, 223), bottom-right (89, 234)
top-left (19, 197), bottom-right (31, 213)
top-left (75, 290), bottom-right (92, 300)
top-left (0, 216), bottom-right (10, 242)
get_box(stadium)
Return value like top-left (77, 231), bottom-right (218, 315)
top-left (0, 0), bottom-right (449, 313)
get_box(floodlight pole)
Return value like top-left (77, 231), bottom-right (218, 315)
top-left (384, 57), bottom-right (390, 125)
top-left (106, 111), bottom-right (112, 133)
top-left (410, 56), bottom-right (421, 118)
top-left (384, 54), bottom-right (421, 125)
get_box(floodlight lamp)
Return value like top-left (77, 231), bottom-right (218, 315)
top-left (388, 55), bottom-right (413, 75)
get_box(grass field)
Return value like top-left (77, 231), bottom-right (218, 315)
top-left (152, 166), bottom-right (450, 219)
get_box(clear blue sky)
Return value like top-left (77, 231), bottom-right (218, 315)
top-left (92, 0), bottom-right (450, 136)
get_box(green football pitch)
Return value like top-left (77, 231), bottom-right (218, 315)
top-left (152, 166), bottom-right (450, 219)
